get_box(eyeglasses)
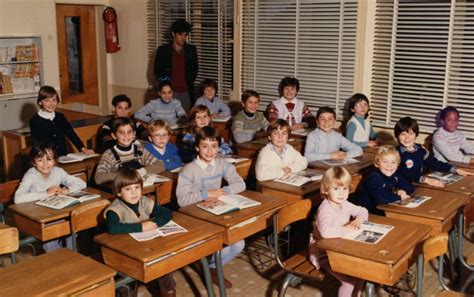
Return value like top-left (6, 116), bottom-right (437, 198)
top-left (153, 133), bottom-right (169, 138)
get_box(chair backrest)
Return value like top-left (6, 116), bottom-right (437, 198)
top-left (274, 199), bottom-right (312, 234)
top-left (0, 179), bottom-right (20, 204)
top-left (0, 224), bottom-right (19, 254)
top-left (70, 199), bottom-right (111, 233)
top-left (423, 232), bottom-right (448, 263)
top-left (349, 174), bottom-right (362, 194)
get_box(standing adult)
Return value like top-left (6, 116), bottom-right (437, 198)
top-left (154, 19), bottom-right (198, 111)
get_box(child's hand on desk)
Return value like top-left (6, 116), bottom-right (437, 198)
top-left (397, 190), bottom-right (410, 201)
top-left (282, 167), bottom-right (292, 175)
top-left (207, 188), bottom-right (226, 199)
top-left (456, 168), bottom-right (474, 176)
top-left (47, 186), bottom-right (62, 196)
top-left (367, 140), bottom-right (378, 148)
top-left (142, 221), bottom-right (157, 231)
top-left (331, 151), bottom-right (347, 160)
top-left (81, 148), bottom-right (95, 155)
top-left (345, 219), bottom-right (362, 230)
top-left (425, 177), bottom-right (445, 188)
top-left (59, 186), bottom-right (69, 195)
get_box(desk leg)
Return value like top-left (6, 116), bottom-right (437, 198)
top-left (365, 282), bottom-right (374, 297)
top-left (448, 227), bottom-right (459, 284)
top-left (215, 251), bottom-right (227, 297)
top-left (417, 254), bottom-right (423, 297)
top-left (200, 257), bottom-right (215, 297)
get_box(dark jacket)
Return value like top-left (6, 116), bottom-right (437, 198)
top-left (29, 112), bottom-right (84, 156)
top-left (154, 43), bottom-right (199, 101)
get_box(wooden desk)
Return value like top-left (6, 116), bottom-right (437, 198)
top-left (318, 215), bottom-right (431, 295)
top-left (58, 155), bottom-right (101, 181)
top-left (377, 187), bottom-right (470, 236)
top-left (2, 114), bottom-right (110, 181)
top-left (308, 151), bottom-right (374, 174)
top-left (212, 118), bottom-right (231, 143)
top-left (449, 160), bottom-right (474, 170)
top-left (223, 156), bottom-right (252, 180)
top-left (179, 190), bottom-right (286, 245)
top-left (8, 188), bottom-right (113, 241)
top-left (257, 169), bottom-right (325, 205)
top-left (0, 248), bottom-right (116, 296)
top-left (415, 174), bottom-right (474, 196)
top-left (94, 212), bottom-right (224, 284)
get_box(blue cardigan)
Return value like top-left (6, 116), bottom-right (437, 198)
top-left (144, 142), bottom-right (183, 171)
top-left (352, 169), bottom-right (414, 215)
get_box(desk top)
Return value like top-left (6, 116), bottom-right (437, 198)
top-left (308, 151), bottom-right (374, 174)
top-left (317, 215), bottom-right (431, 265)
top-left (449, 160), bottom-right (474, 170)
top-left (95, 212), bottom-right (224, 263)
top-left (8, 188), bottom-right (113, 223)
top-left (179, 190), bottom-right (286, 228)
top-left (377, 186), bottom-right (470, 221)
top-left (0, 248), bottom-right (116, 296)
top-left (235, 138), bottom-right (304, 156)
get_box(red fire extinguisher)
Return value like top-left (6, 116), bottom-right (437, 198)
top-left (103, 7), bottom-right (120, 53)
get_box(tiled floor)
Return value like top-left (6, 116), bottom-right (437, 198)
top-left (3, 228), bottom-right (474, 297)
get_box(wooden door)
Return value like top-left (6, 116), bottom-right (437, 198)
top-left (56, 4), bottom-right (98, 105)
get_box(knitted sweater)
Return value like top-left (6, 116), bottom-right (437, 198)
top-left (94, 144), bottom-right (164, 184)
top-left (345, 115), bottom-right (378, 147)
top-left (144, 142), bottom-right (183, 171)
top-left (255, 143), bottom-right (308, 181)
top-left (304, 129), bottom-right (363, 162)
top-left (176, 157), bottom-right (246, 207)
top-left (231, 110), bottom-right (269, 144)
top-left (15, 166), bottom-right (86, 204)
top-left (134, 98), bottom-right (186, 126)
top-left (433, 127), bottom-right (474, 163)
top-left (194, 96), bottom-right (231, 118)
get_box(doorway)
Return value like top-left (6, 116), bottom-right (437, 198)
top-left (56, 4), bottom-right (99, 105)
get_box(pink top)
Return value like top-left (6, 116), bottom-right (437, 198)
top-left (309, 199), bottom-right (368, 269)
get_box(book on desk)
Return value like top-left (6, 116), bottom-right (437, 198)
top-left (130, 220), bottom-right (188, 241)
top-left (320, 158), bottom-right (359, 166)
top-left (428, 171), bottom-right (463, 185)
top-left (35, 190), bottom-right (101, 210)
top-left (274, 170), bottom-right (323, 187)
top-left (58, 152), bottom-right (100, 164)
top-left (342, 221), bottom-right (393, 244)
top-left (389, 195), bottom-right (431, 208)
top-left (142, 174), bottom-right (171, 187)
top-left (196, 194), bottom-right (261, 215)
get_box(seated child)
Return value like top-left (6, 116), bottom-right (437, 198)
top-left (266, 76), bottom-right (316, 130)
top-left (395, 116), bottom-right (472, 188)
top-left (305, 106), bottom-right (363, 162)
top-left (309, 166), bottom-right (367, 297)
top-left (353, 146), bottom-right (413, 214)
top-left (104, 168), bottom-right (175, 296)
top-left (144, 120), bottom-right (183, 171)
top-left (255, 119), bottom-right (307, 181)
top-left (97, 94), bottom-right (146, 151)
top-left (95, 117), bottom-right (164, 185)
top-left (176, 126), bottom-right (245, 288)
top-left (29, 85), bottom-right (95, 156)
top-left (178, 105), bottom-right (232, 163)
top-left (345, 93), bottom-right (379, 148)
top-left (231, 90), bottom-right (269, 144)
top-left (14, 141), bottom-right (86, 252)
top-left (433, 106), bottom-right (474, 164)
top-left (134, 80), bottom-right (187, 127)
top-left (194, 78), bottom-right (231, 119)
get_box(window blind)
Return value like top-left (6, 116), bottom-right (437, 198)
top-left (241, 0), bottom-right (358, 117)
top-left (371, 0), bottom-right (474, 138)
top-left (147, 0), bottom-right (233, 100)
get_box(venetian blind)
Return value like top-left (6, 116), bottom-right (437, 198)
top-left (146, 0), bottom-right (233, 100)
top-left (241, 0), bottom-right (358, 117)
top-left (371, 0), bottom-right (474, 137)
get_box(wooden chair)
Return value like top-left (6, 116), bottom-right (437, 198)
top-left (349, 173), bottom-right (362, 194)
top-left (0, 223), bottom-right (19, 265)
top-left (0, 179), bottom-right (37, 257)
top-left (419, 232), bottom-right (470, 296)
top-left (70, 199), bottom-right (111, 252)
top-left (273, 199), bottom-right (324, 297)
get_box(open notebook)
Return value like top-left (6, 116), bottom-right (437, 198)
top-left (274, 170), bottom-right (323, 187)
top-left (390, 195), bottom-right (431, 208)
top-left (342, 221), bottom-right (393, 244)
top-left (58, 153), bottom-right (99, 164)
top-left (196, 194), bottom-right (261, 215)
top-left (35, 190), bottom-right (100, 210)
top-left (428, 172), bottom-right (463, 185)
top-left (129, 220), bottom-right (188, 241)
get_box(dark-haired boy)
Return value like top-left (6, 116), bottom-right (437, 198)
top-left (97, 94), bottom-right (145, 151)
top-left (394, 116), bottom-right (472, 188)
